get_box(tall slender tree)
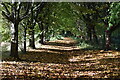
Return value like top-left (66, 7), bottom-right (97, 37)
top-left (34, 2), bottom-right (46, 44)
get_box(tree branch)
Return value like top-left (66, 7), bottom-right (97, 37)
top-left (20, 3), bottom-right (31, 21)
top-left (17, 2), bottom-right (22, 20)
top-left (35, 3), bottom-right (46, 22)
top-left (2, 11), bottom-right (13, 22)
top-left (1, 3), bottom-right (10, 15)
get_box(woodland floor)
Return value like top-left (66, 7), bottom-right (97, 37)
top-left (1, 37), bottom-right (120, 79)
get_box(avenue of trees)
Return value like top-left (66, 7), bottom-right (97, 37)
top-left (0, 2), bottom-right (120, 59)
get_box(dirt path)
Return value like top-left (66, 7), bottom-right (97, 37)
top-left (28, 37), bottom-right (80, 51)
top-left (46, 37), bottom-right (78, 46)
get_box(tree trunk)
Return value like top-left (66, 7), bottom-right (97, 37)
top-left (104, 25), bottom-right (119, 50)
top-left (102, 31), bottom-right (106, 48)
top-left (87, 27), bottom-right (92, 41)
top-left (10, 23), bottom-right (19, 59)
top-left (29, 28), bottom-right (35, 49)
top-left (38, 22), bottom-right (44, 44)
top-left (105, 30), bottom-right (111, 50)
top-left (92, 25), bottom-right (98, 44)
top-left (29, 6), bottom-right (35, 49)
top-left (44, 25), bottom-right (48, 43)
top-left (23, 27), bottom-right (26, 53)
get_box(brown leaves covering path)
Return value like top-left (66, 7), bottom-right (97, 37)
top-left (45, 37), bottom-right (78, 46)
top-left (1, 50), bottom-right (120, 79)
top-left (1, 38), bottom-right (120, 79)
top-left (38, 45), bottom-right (80, 51)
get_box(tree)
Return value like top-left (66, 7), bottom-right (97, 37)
top-left (72, 2), bottom-right (100, 43)
top-left (28, 3), bottom-right (36, 49)
top-left (19, 20), bottom-right (28, 54)
top-left (1, 2), bottom-right (31, 58)
top-left (35, 2), bottom-right (46, 44)
top-left (105, 2), bottom-right (120, 50)
top-left (43, 3), bottom-right (79, 39)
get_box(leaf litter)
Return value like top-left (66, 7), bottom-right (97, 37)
top-left (1, 50), bottom-right (120, 79)
top-left (1, 38), bottom-right (120, 79)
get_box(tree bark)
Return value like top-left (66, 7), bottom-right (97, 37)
top-left (105, 30), bottom-right (111, 50)
top-left (29, 28), bottom-right (35, 49)
top-left (29, 6), bottom-right (35, 49)
top-left (23, 27), bottom-right (27, 53)
top-left (38, 22), bottom-right (44, 44)
top-left (87, 27), bottom-right (92, 41)
top-left (105, 24), bottom-right (119, 50)
top-left (91, 25), bottom-right (98, 44)
top-left (10, 23), bottom-right (19, 58)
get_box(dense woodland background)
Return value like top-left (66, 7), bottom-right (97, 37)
top-left (0, 2), bottom-right (120, 58)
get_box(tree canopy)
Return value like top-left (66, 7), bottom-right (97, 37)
top-left (1, 2), bottom-right (120, 58)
